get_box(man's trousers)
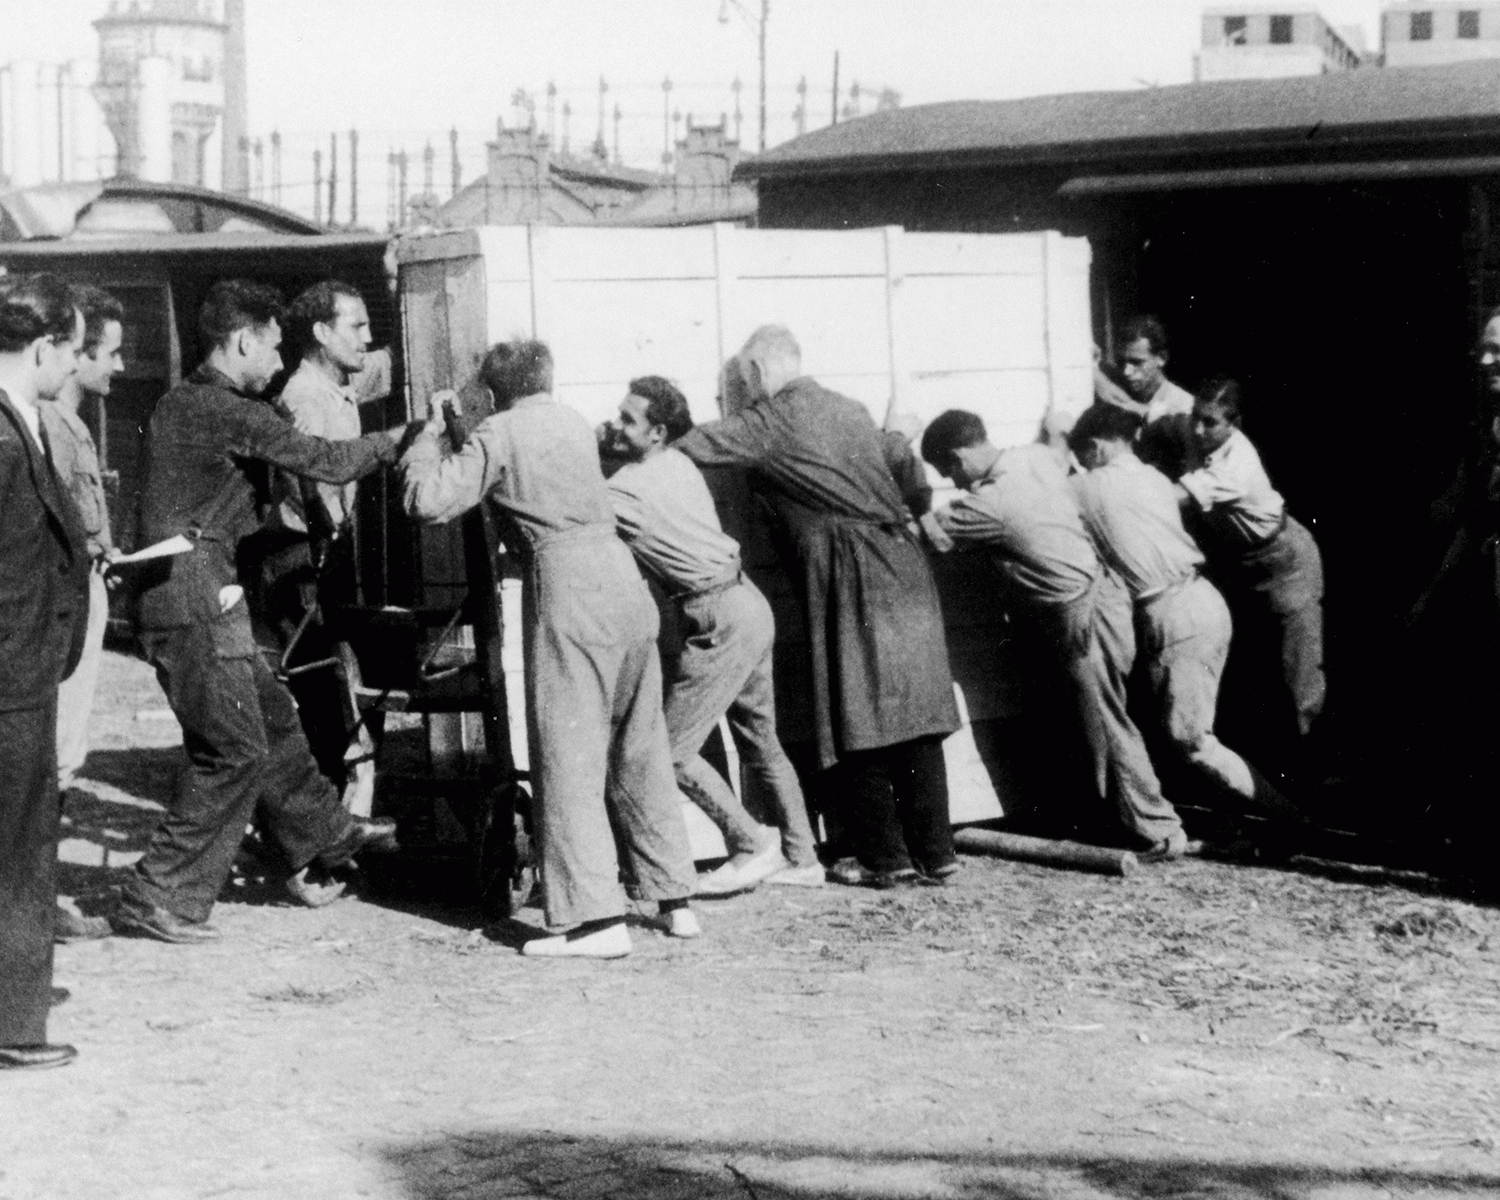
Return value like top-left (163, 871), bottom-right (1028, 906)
top-left (1212, 516), bottom-right (1326, 778)
top-left (1029, 571), bottom-right (1184, 848)
top-left (1139, 576), bottom-right (1306, 826)
top-left (0, 698), bottom-right (59, 1046)
top-left (525, 531), bottom-right (697, 929)
top-left (837, 736), bottom-right (954, 875)
top-left (56, 569), bottom-right (108, 786)
top-left (124, 617), bottom-right (354, 923)
top-left (663, 578), bottom-right (818, 868)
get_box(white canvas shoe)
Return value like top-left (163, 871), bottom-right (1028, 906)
top-left (521, 923), bottom-right (633, 958)
top-left (767, 862), bottom-right (827, 887)
top-left (734, 840), bottom-right (789, 889)
top-left (661, 907), bottom-right (701, 939)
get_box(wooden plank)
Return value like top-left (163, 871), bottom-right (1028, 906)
top-left (542, 225), bottom-right (717, 281)
top-left (899, 230), bottom-right (1047, 278)
top-left (733, 227), bottom-right (888, 279)
top-left (401, 258), bottom-right (453, 419)
top-left (900, 275), bottom-right (1050, 373)
top-left (1042, 231), bottom-right (1096, 427)
top-left (484, 281), bottom-right (537, 347)
top-left (547, 278), bottom-right (720, 386)
top-left (444, 254), bottom-right (492, 411)
top-left (903, 366), bottom-right (1052, 447)
top-left (730, 277), bottom-right (890, 378)
top-left (527, 224), bottom-right (553, 341)
top-left (882, 225), bottom-right (905, 428)
top-left (473, 225), bottom-right (532, 280)
top-left (396, 227), bottom-right (482, 265)
top-left (711, 221), bottom-right (738, 370)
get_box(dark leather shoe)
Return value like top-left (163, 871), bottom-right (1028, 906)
top-left (317, 816), bottom-right (399, 868)
top-left (50, 987), bottom-right (69, 1007)
top-left (0, 1044), bottom-right (77, 1070)
top-left (111, 901), bottom-right (220, 945)
top-left (54, 904), bottom-right (111, 944)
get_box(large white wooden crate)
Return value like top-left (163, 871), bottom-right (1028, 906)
top-left (397, 223), bottom-right (1095, 842)
top-left (400, 223), bottom-right (1093, 441)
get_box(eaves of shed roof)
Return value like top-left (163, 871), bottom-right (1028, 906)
top-left (737, 59), bottom-right (1500, 181)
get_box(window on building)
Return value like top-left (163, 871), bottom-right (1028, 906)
top-left (1459, 9), bottom-right (1481, 37)
top-left (1411, 10), bottom-right (1434, 39)
top-left (1224, 14), bottom-right (1248, 44)
top-left (1270, 14), bottom-right (1294, 43)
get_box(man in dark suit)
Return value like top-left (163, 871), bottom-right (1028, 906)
top-left (0, 274), bottom-right (90, 1070)
top-left (114, 281), bottom-right (408, 943)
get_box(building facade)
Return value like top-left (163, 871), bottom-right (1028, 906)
top-left (1383, 2), bottom-right (1500, 65)
top-left (91, 0), bottom-right (247, 188)
top-left (434, 119), bottom-right (754, 229)
top-left (1196, 7), bottom-right (1365, 79)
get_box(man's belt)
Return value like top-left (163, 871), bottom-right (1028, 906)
top-left (1239, 509), bottom-right (1291, 556)
top-left (675, 569), bottom-right (744, 601)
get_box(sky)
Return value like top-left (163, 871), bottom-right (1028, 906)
top-left (0, 0), bottom-right (1388, 220)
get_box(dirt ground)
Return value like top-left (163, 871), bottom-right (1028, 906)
top-left (6, 649), bottom-right (1500, 1200)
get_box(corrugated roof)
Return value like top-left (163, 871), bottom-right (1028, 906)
top-left (739, 59), bottom-right (1500, 179)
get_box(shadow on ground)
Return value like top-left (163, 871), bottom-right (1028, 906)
top-left (383, 1130), bottom-right (1500, 1200)
top-left (77, 746), bottom-right (183, 807)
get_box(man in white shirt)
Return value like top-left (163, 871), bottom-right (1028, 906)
top-left (39, 285), bottom-right (124, 945)
top-left (1177, 378), bottom-right (1325, 787)
top-left (1118, 315), bottom-right (1197, 480)
top-left (1069, 402), bottom-right (1308, 845)
top-left (920, 409), bottom-right (1189, 860)
top-left (40, 286), bottom-right (123, 794)
top-left (278, 282), bottom-right (392, 534)
top-left (263, 282), bottom-right (392, 811)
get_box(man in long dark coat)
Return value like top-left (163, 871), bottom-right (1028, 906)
top-left (674, 326), bottom-right (960, 887)
top-left (0, 274), bottom-right (90, 1070)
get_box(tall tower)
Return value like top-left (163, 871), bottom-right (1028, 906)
top-left (92, 0), bottom-right (229, 187)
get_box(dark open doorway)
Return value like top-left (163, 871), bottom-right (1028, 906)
top-left (1094, 180), bottom-right (1480, 839)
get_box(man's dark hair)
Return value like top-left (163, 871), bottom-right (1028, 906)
top-left (1121, 314), bottom-right (1169, 358)
top-left (198, 280), bottom-right (285, 351)
top-left (1068, 401), bottom-right (1143, 450)
top-left (285, 280), bottom-right (362, 358)
top-left (1196, 376), bottom-right (1243, 424)
top-left (920, 409), bottom-right (988, 467)
top-left (628, 375), bottom-right (693, 442)
top-left (480, 339), bottom-right (553, 405)
top-left (0, 272), bottom-right (79, 354)
top-left (73, 285), bottom-right (125, 355)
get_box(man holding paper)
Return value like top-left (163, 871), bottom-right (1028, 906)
top-left (115, 281), bottom-right (409, 943)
